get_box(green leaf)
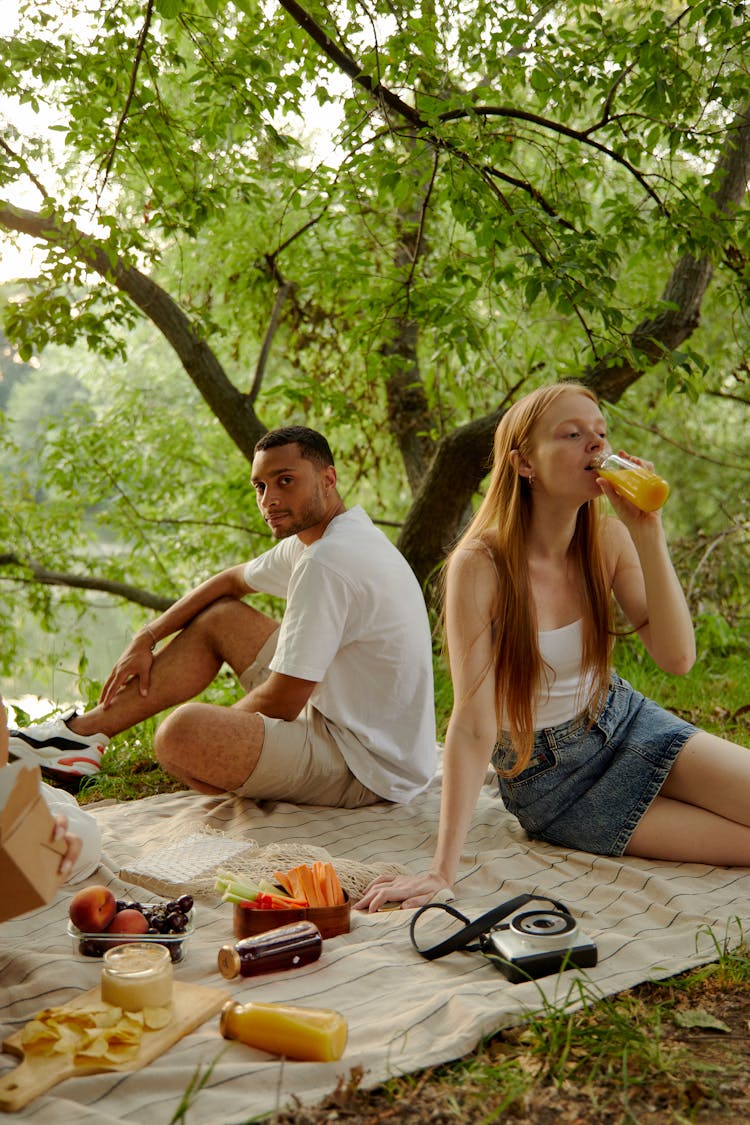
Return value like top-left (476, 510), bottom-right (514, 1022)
top-left (673, 1009), bottom-right (731, 1033)
top-left (154, 0), bottom-right (183, 16)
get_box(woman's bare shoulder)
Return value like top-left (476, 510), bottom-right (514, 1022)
top-left (447, 537), bottom-right (499, 578)
top-left (446, 539), bottom-right (500, 616)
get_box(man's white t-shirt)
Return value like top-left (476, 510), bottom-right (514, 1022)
top-left (243, 507), bottom-right (436, 803)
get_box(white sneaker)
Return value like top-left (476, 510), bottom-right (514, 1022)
top-left (7, 709), bottom-right (108, 782)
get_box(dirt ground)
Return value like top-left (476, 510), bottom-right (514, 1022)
top-left (263, 976), bottom-right (750, 1124)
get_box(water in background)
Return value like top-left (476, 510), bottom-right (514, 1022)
top-left (3, 601), bottom-right (138, 722)
top-left (4, 695), bottom-right (58, 724)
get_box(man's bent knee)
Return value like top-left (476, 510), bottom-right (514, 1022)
top-left (154, 702), bottom-right (205, 770)
top-left (155, 701), bottom-right (265, 793)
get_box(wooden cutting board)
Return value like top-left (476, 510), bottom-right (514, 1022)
top-left (0, 980), bottom-right (231, 1113)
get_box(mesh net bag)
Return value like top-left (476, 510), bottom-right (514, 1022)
top-left (119, 830), bottom-right (409, 902)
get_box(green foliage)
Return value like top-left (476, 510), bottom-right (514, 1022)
top-left (1, 0), bottom-right (750, 684)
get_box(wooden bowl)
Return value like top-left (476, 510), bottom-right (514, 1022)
top-left (233, 895), bottom-right (350, 940)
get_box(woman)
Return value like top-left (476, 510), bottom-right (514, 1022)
top-left (357, 382), bottom-right (750, 912)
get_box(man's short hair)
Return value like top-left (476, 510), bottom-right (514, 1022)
top-left (254, 426), bottom-right (335, 469)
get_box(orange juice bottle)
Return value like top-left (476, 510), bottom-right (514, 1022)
top-left (219, 999), bottom-right (348, 1061)
top-left (591, 452), bottom-right (670, 512)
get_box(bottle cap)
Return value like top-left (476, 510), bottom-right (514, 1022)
top-left (219, 998), bottom-right (240, 1040)
top-left (217, 945), bottom-right (242, 979)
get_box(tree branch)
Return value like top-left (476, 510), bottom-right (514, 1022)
top-left (399, 97), bottom-right (750, 586)
top-left (96, 0), bottom-right (155, 200)
top-left (438, 105), bottom-right (664, 210)
top-left (249, 279), bottom-right (296, 404)
top-left (583, 99), bottom-right (750, 401)
top-left (0, 554), bottom-right (173, 611)
top-left (278, 0), bottom-right (665, 216)
top-left (0, 201), bottom-right (267, 461)
top-left (0, 136), bottom-right (52, 203)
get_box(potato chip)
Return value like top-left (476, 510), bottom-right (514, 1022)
top-left (143, 1006), bottom-right (172, 1030)
top-left (90, 1007), bottom-right (126, 1029)
top-left (76, 1033), bottom-right (112, 1059)
top-left (16, 999), bottom-right (171, 1067)
top-left (51, 1025), bottom-right (83, 1055)
top-left (20, 1019), bottom-right (59, 1049)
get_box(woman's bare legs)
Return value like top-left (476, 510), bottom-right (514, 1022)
top-left (626, 731), bottom-right (750, 865)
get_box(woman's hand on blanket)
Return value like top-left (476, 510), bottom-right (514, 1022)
top-left (53, 814), bottom-right (83, 881)
top-left (354, 871), bottom-right (454, 912)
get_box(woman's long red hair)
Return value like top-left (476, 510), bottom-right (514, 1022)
top-left (447, 383), bottom-right (615, 776)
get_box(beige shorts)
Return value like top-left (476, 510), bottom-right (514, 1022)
top-left (235, 630), bottom-right (382, 808)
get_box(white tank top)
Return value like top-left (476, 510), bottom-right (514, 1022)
top-left (535, 619), bottom-right (593, 729)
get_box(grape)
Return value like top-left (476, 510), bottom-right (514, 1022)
top-left (79, 938), bottom-right (106, 957)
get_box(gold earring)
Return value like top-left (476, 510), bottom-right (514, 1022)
top-left (528, 471), bottom-right (535, 485)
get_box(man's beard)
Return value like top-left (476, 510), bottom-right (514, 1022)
top-left (269, 489), bottom-right (328, 538)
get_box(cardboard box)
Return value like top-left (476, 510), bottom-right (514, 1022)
top-left (0, 761), bottom-right (67, 922)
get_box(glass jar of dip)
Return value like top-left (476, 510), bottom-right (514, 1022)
top-left (101, 942), bottom-right (173, 1011)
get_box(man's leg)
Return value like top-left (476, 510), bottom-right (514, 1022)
top-left (69, 599), bottom-right (278, 739)
top-left (156, 697), bottom-right (385, 805)
top-left (154, 700), bottom-right (266, 795)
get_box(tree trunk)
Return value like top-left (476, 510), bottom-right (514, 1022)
top-left (379, 140), bottom-right (440, 491)
top-left (397, 408), bottom-right (502, 589)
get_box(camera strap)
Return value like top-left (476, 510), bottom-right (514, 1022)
top-left (409, 893), bottom-right (574, 961)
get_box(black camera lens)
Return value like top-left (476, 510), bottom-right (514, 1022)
top-left (510, 910), bottom-right (576, 939)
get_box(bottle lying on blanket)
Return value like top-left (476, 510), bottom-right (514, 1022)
top-left (217, 920), bottom-right (322, 978)
top-left (220, 998), bottom-right (348, 1061)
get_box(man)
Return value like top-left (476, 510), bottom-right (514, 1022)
top-left (8, 427), bottom-right (436, 807)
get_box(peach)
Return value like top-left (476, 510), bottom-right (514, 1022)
top-left (106, 908), bottom-right (149, 935)
top-left (69, 884), bottom-right (117, 933)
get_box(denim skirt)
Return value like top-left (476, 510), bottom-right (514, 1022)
top-left (492, 674), bottom-right (699, 856)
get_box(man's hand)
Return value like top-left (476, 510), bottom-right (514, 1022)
top-left (53, 813), bottom-right (83, 881)
top-left (99, 635), bottom-right (154, 708)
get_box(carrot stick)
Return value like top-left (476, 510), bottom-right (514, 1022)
top-left (313, 861), bottom-right (327, 906)
top-left (273, 870), bottom-right (295, 897)
top-left (285, 866), bottom-right (309, 905)
top-left (325, 861), bottom-right (345, 905)
top-left (300, 865), bottom-right (321, 907)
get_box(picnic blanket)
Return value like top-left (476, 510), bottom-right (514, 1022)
top-left (1, 761), bottom-right (748, 1123)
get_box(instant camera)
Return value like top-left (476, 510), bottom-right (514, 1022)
top-left (410, 892), bottom-right (597, 984)
top-left (480, 905), bottom-right (598, 983)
